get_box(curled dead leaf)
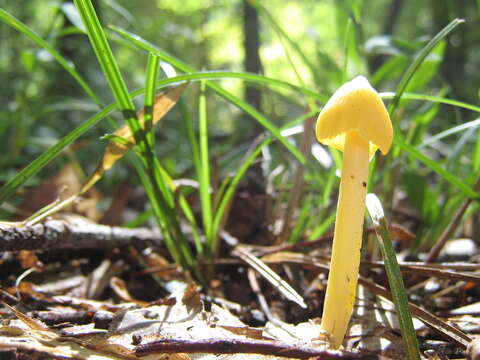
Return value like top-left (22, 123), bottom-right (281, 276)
top-left (93, 82), bottom-right (189, 178)
top-left (17, 250), bottom-right (44, 271)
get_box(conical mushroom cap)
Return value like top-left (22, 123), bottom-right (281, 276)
top-left (315, 76), bottom-right (393, 158)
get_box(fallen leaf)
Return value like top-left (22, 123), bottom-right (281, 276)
top-left (2, 301), bottom-right (50, 332)
top-left (17, 164), bottom-right (102, 221)
top-left (17, 250), bottom-right (44, 271)
top-left (389, 223), bottom-right (416, 243)
top-left (92, 82), bottom-right (189, 180)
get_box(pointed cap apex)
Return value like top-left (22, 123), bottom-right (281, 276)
top-left (315, 76), bottom-right (393, 157)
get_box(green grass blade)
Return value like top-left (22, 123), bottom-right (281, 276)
top-left (288, 194), bottom-right (313, 244)
top-left (143, 53), bottom-right (161, 147)
top-left (178, 192), bottom-right (204, 256)
top-left (109, 26), bottom-right (306, 164)
top-left (394, 136), bottom-right (478, 198)
top-left (142, 56), bottom-right (181, 224)
top-left (419, 118), bottom-right (480, 149)
top-left (167, 96), bottom-right (205, 257)
top-left (389, 18), bottom-right (465, 115)
top-left (0, 104), bottom-right (112, 204)
top-left (73, 0), bottom-right (145, 151)
top-left (139, 150), bottom-right (194, 267)
top-left (474, 128), bottom-right (480, 173)
top-left (197, 82), bottom-right (213, 251)
top-left (143, 54), bottom-right (192, 261)
top-left (308, 211), bottom-right (336, 241)
top-left (0, 8), bottom-right (99, 105)
top-left (380, 92), bottom-right (480, 114)
top-left (123, 208), bottom-right (153, 228)
top-left (179, 98), bottom-right (202, 197)
top-left (162, 71), bottom-right (322, 101)
top-left (73, 0), bottom-right (135, 112)
top-left (133, 157), bottom-right (183, 265)
top-left (366, 194), bottom-right (421, 360)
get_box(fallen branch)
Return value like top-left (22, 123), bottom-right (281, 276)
top-left (135, 338), bottom-right (378, 359)
top-left (0, 215), bottom-right (161, 252)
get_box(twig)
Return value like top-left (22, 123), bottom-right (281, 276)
top-left (31, 310), bottom-right (114, 329)
top-left (365, 261), bottom-right (480, 271)
top-left (135, 338), bottom-right (377, 359)
top-left (252, 232), bottom-right (333, 256)
top-left (32, 310), bottom-right (92, 326)
top-left (247, 267), bottom-right (274, 321)
top-left (385, 265), bottom-right (480, 283)
top-left (0, 215), bottom-right (161, 252)
top-left (251, 223), bottom-right (412, 257)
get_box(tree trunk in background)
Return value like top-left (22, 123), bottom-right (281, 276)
top-left (384, 0), bottom-right (403, 35)
top-left (368, 0), bottom-right (403, 73)
top-left (431, 0), bottom-right (468, 101)
top-left (242, 0), bottom-right (265, 194)
top-left (243, 0), bottom-right (262, 114)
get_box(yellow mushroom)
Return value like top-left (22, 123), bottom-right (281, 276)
top-left (316, 76), bottom-right (393, 348)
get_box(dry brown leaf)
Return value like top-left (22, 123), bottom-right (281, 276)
top-left (389, 223), bottom-right (416, 243)
top-left (217, 325), bottom-right (264, 339)
top-left (93, 82), bottom-right (189, 179)
top-left (18, 164), bottom-right (82, 217)
top-left (110, 276), bottom-right (148, 307)
top-left (18, 164), bottom-right (102, 221)
top-left (2, 301), bottom-right (50, 332)
top-left (182, 282), bottom-right (201, 311)
top-left (17, 250), bottom-right (44, 271)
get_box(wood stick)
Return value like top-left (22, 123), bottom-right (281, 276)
top-left (135, 338), bottom-right (378, 359)
top-left (0, 215), bottom-right (161, 252)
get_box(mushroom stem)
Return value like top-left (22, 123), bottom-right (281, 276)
top-left (320, 130), bottom-right (369, 348)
